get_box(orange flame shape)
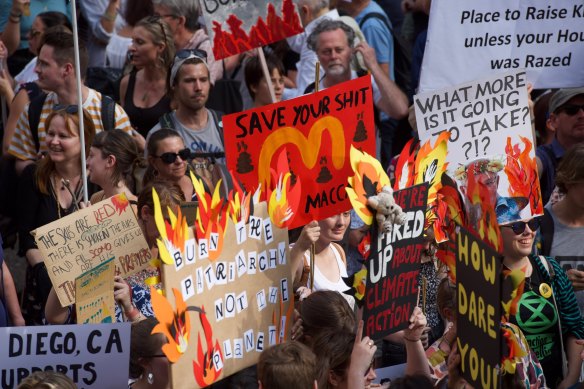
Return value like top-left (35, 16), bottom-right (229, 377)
top-left (191, 172), bottom-right (228, 261)
top-left (150, 286), bottom-right (190, 363)
top-left (266, 148), bottom-right (301, 228)
top-left (272, 292), bottom-right (295, 344)
top-left (153, 188), bottom-right (188, 266)
top-left (504, 136), bottom-right (543, 215)
top-left (393, 138), bottom-right (418, 190)
top-left (111, 192), bottom-right (129, 215)
top-left (227, 178), bottom-right (252, 225)
top-left (466, 169), bottom-right (502, 251)
top-left (192, 306), bottom-right (223, 386)
top-left (346, 146), bottom-right (390, 225)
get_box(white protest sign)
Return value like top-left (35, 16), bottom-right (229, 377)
top-left (419, 0), bottom-right (584, 92)
top-left (0, 323), bottom-right (130, 389)
top-left (415, 70), bottom-right (544, 222)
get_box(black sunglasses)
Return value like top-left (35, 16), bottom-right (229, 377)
top-left (175, 48), bottom-right (207, 60)
top-left (53, 104), bottom-right (79, 114)
top-left (559, 104), bottom-right (584, 116)
top-left (154, 148), bottom-right (191, 164)
top-left (501, 218), bottom-right (540, 235)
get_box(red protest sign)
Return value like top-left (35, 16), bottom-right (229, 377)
top-left (224, 76), bottom-right (377, 229)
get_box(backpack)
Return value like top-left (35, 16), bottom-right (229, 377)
top-left (539, 207), bottom-right (554, 256)
top-left (158, 109), bottom-right (234, 197)
top-left (358, 12), bottom-right (413, 98)
top-left (28, 93), bottom-right (116, 152)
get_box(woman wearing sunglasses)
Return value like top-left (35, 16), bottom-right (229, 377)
top-left (143, 128), bottom-right (194, 201)
top-left (120, 16), bottom-right (174, 148)
top-left (500, 214), bottom-right (584, 388)
top-left (17, 106), bottom-right (96, 325)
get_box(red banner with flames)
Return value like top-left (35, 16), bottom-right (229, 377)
top-left (224, 76), bottom-right (377, 228)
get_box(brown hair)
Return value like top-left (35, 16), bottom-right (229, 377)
top-left (129, 317), bottom-right (164, 379)
top-left (39, 30), bottom-right (88, 78)
top-left (92, 129), bottom-right (145, 193)
top-left (437, 277), bottom-right (456, 319)
top-left (134, 16), bottom-right (175, 70)
top-left (258, 342), bottom-right (317, 389)
top-left (137, 179), bottom-right (185, 221)
top-left (17, 371), bottom-right (77, 389)
top-left (299, 290), bottom-right (356, 346)
top-left (311, 329), bottom-right (355, 389)
top-left (36, 108), bottom-right (96, 195)
top-left (555, 143), bottom-right (584, 194)
top-left (143, 128), bottom-right (185, 186)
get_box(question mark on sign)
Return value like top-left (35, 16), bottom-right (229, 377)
top-left (522, 106), bottom-right (530, 124)
top-left (462, 142), bottom-right (472, 159)
top-left (481, 136), bottom-right (491, 155)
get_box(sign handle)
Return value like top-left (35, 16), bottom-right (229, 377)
top-left (314, 62), bottom-right (320, 93)
top-left (309, 243), bottom-right (315, 292)
top-left (258, 48), bottom-right (276, 104)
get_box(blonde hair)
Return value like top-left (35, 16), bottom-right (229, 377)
top-left (17, 371), bottom-right (77, 389)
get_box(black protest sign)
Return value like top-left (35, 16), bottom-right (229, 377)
top-left (456, 227), bottom-right (502, 389)
top-left (364, 184), bottom-right (428, 339)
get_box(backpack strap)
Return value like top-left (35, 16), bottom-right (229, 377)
top-left (100, 94), bottom-right (116, 132)
top-left (358, 12), bottom-right (394, 37)
top-left (27, 93), bottom-right (48, 152)
top-left (158, 112), bottom-right (175, 130)
top-left (208, 109), bottom-right (224, 146)
top-left (539, 208), bottom-right (555, 256)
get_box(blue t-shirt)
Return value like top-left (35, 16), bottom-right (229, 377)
top-left (0, 0), bottom-right (72, 51)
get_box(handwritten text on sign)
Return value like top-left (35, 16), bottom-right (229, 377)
top-left (364, 184), bottom-right (428, 340)
top-left (224, 76), bottom-right (376, 228)
top-left (33, 194), bottom-right (151, 306)
top-left (456, 228), bottom-right (501, 389)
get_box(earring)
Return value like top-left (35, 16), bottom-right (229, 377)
top-left (147, 372), bottom-right (154, 384)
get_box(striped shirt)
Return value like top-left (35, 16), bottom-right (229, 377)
top-left (8, 89), bottom-right (132, 161)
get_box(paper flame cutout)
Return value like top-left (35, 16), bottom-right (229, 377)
top-left (228, 179), bottom-right (252, 225)
top-left (151, 287), bottom-right (191, 363)
top-left (192, 172), bottom-right (228, 261)
top-left (266, 148), bottom-right (301, 228)
top-left (192, 305), bottom-right (223, 386)
top-left (504, 136), bottom-right (543, 215)
top-left (153, 188), bottom-right (189, 266)
top-left (272, 292), bottom-right (295, 344)
top-left (465, 168), bottom-right (502, 252)
top-left (211, 0), bottom-right (303, 60)
top-left (111, 192), bottom-right (129, 215)
top-left (346, 146), bottom-right (390, 225)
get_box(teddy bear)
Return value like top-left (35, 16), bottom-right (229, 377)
top-left (367, 185), bottom-right (407, 234)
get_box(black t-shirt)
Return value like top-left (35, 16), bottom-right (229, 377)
top-left (511, 259), bottom-right (563, 387)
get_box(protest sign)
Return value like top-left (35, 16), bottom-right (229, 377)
top-left (33, 193), bottom-right (152, 306)
top-left (419, 0), bottom-right (584, 92)
top-left (75, 258), bottom-right (116, 324)
top-left (224, 76), bottom-right (377, 229)
top-left (456, 227), bottom-right (502, 389)
top-left (363, 184), bottom-right (428, 340)
top-left (415, 71), bottom-right (543, 224)
top-left (201, 0), bottom-right (303, 60)
top-left (153, 201), bottom-right (293, 389)
top-left (0, 323), bottom-right (130, 389)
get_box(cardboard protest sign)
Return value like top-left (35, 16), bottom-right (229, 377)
top-left (75, 258), bottom-right (116, 324)
top-left (224, 76), bottom-right (377, 229)
top-left (419, 0), bottom-right (584, 92)
top-left (363, 184), bottom-right (428, 340)
top-left (33, 193), bottom-right (152, 306)
top-left (152, 200), bottom-right (293, 389)
top-left (415, 71), bottom-right (543, 225)
top-left (201, 0), bottom-right (303, 60)
top-left (0, 323), bottom-right (130, 389)
top-left (456, 227), bottom-right (502, 389)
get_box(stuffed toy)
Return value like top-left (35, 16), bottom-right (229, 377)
top-left (367, 186), bottom-right (407, 233)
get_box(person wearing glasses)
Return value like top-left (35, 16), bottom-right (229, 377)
top-left (539, 144), bottom-right (584, 318)
top-left (119, 16), bottom-right (174, 144)
top-left (129, 317), bottom-right (170, 389)
top-left (499, 210), bottom-right (584, 388)
top-left (144, 128), bottom-right (195, 201)
top-left (536, 87), bottom-right (584, 205)
top-left (151, 0), bottom-right (222, 83)
top-left (17, 106), bottom-right (96, 325)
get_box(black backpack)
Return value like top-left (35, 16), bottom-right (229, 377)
top-left (358, 12), bottom-right (413, 99)
top-left (28, 93), bottom-right (116, 152)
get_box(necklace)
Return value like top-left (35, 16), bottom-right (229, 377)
top-left (52, 173), bottom-right (82, 218)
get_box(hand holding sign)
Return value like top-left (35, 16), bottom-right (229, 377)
top-left (403, 306), bottom-right (427, 342)
top-left (295, 221), bottom-right (320, 251)
top-left (113, 276), bottom-right (132, 312)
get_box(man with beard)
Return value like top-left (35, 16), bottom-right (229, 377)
top-left (306, 18), bottom-right (408, 121)
top-left (146, 50), bottom-right (224, 162)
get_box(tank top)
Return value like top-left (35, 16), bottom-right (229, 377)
top-left (123, 70), bottom-right (171, 138)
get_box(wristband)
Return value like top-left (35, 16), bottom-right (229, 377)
top-left (125, 306), bottom-right (141, 322)
top-left (10, 10), bottom-right (22, 18)
top-left (9, 16), bottom-right (20, 23)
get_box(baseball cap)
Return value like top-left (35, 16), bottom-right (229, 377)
top-left (549, 87), bottom-right (584, 114)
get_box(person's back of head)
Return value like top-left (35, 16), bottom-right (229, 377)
top-left (17, 371), bottom-right (77, 389)
top-left (390, 374), bottom-right (434, 389)
top-left (152, 0), bottom-right (200, 32)
top-left (39, 30), bottom-right (89, 80)
top-left (258, 342), bottom-right (318, 389)
top-left (555, 142), bottom-right (584, 195)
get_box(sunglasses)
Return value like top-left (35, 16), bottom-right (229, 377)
top-left (558, 104), bottom-right (584, 116)
top-left (501, 218), bottom-right (540, 235)
top-left (53, 104), bottom-right (79, 114)
top-left (175, 48), bottom-right (207, 61)
top-left (154, 148), bottom-right (191, 164)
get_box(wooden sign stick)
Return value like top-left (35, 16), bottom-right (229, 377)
top-left (258, 48), bottom-right (276, 104)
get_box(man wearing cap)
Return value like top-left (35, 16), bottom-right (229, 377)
top-left (536, 87), bottom-right (584, 205)
top-left (146, 51), bottom-right (224, 161)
